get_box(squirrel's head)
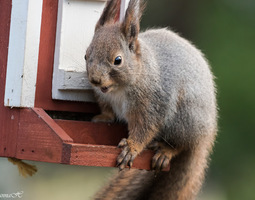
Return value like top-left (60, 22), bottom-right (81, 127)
top-left (85, 0), bottom-right (145, 94)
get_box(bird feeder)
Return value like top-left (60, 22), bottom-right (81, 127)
top-left (0, 0), bottom-right (154, 171)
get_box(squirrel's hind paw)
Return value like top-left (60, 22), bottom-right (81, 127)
top-left (152, 151), bottom-right (171, 172)
top-left (150, 141), bottom-right (181, 172)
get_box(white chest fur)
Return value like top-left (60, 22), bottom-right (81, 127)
top-left (100, 90), bottom-right (128, 122)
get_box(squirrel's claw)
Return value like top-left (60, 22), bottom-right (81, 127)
top-left (151, 141), bottom-right (178, 172)
top-left (117, 138), bottom-right (128, 148)
top-left (152, 152), bottom-right (170, 172)
top-left (117, 139), bottom-right (138, 170)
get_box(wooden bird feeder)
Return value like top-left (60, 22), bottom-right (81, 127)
top-left (0, 0), bottom-right (154, 170)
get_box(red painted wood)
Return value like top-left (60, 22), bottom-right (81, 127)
top-left (33, 108), bottom-right (73, 142)
top-left (0, 0), bottom-right (159, 170)
top-left (14, 109), bottom-right (155, 170)
top-left (35, 0), bottom-right (99, 113)
top-left (16, 109), bottom-right (67, 163)
top-left (63, 143), bottom-right (154, 170)
top-left (0, 105), bottom-right (157, 170)
top-left (55, 120), bottom-right (128, 145)
top-left (0, 0), bottom-right (20, 158)
top-left (56, 120), bottom-right (160, 170)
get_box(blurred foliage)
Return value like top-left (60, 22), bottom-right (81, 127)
top-left (0, 158), bottom-right (117, 200)
top-left (142, 0), bottom-right (255, 199)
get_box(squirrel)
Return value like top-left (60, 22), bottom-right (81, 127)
top-left (85, 0), bottom-right (217, 199)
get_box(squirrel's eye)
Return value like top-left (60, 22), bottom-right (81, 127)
top-left (114, 56), bottom-right (122, 65)
top-left (84, 55), bottom-right (87, 61)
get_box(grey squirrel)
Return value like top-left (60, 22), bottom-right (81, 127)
top-left (85, 0), bottom-right (217, 199)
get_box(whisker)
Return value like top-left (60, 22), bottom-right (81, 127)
top-left (160, 136), bottom-right (175, 149)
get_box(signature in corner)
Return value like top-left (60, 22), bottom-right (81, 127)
top-left (0, 191), bottom-right (24, 199)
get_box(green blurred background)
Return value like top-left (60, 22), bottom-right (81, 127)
top-left (1, 0), bottom-right (255, 199)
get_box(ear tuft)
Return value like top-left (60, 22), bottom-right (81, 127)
top-left (121, 0), bottom-right (146, 53)
top-left (95, 0), bottom-right (120, 31)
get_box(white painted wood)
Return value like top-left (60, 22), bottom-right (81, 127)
top-left (4, 0), bottom-right (28, 107)
top-left (52, 0), bottom-right (106, 102)
top-left (120, 0), bottom-right (130, 22)
top-left (4, 0), bottom-right (43, 107)
top-left (57, 70), bottom-right (92, 90)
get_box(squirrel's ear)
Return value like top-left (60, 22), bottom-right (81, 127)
top-left (95, 0), bottom-right (120, 31)
top-left (121, 0), bottom-right (145, 53)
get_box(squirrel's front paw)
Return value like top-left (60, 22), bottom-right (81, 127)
top-left (117, 138), bottom-right (139, 170)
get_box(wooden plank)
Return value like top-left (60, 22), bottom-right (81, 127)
top-left (55, 120), bottom-right (128, 145)
top-left (0, 0), bottom-right (20, 158)
top-left (33, 108), bottom-right (73, 142)
top-left (0, 107), bottom-right (20, 158)
top-left (63, 143), bottom-right (154, 170)
top-left (57, 120), bottom-right (160, 170)
top-left (4, 0), bottom-right (43, 107)
top-left (15, 109), bottom-right (70, 163)
top-left (34, 0), bottom-right (99, 113)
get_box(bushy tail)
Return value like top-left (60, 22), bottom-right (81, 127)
top-left (94, 168), bottom-right (154, 200)
top-left (94, 136), bottom-right (214, 200)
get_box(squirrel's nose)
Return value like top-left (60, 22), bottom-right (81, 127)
top-left (90, 78), bottom-right (101, 86)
